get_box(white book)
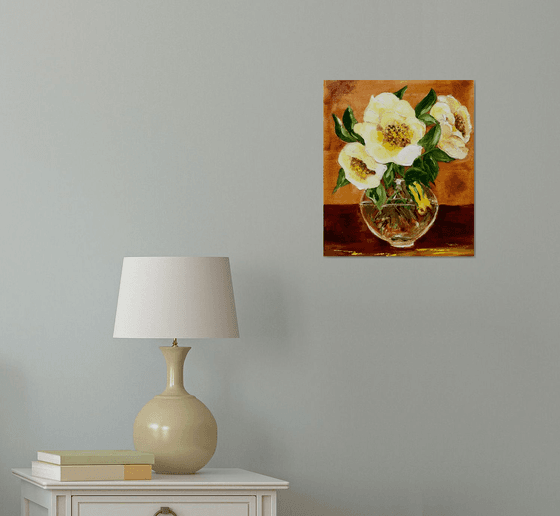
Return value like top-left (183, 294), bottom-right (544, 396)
top-left (37, 450), bottom-right (155, 465)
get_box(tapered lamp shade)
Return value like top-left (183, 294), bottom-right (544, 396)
top-left (113, 256), bottom-right (238, 474)
top-left (113, 257), bottom-right (239, 339)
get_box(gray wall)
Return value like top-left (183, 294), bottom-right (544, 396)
top-left (1, 1), bottom-right (559, 515)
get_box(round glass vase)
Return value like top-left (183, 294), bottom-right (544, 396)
top-left (359, 182), bottom-right (439, 248)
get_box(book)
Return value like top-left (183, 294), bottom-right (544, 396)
top-left (31, 461), bottom-right (152, 481)
top-left (37, 450), bottom-right (155, 466)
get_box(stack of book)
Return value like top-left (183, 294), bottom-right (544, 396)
top-left (31, 450), bottom-right (155, 481)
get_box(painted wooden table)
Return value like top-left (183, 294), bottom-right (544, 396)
top-left (324, 204), bottom-right (474, 256)
top-left (12, 468), bottom-right (289, 516)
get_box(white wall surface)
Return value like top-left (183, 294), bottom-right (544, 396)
top-left (1, 1), bottom-right (560, 514)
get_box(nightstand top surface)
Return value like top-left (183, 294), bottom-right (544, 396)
top-left (12, 467), bottom-right (289, 491)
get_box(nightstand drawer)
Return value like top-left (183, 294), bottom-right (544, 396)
top-left (72, 495), bottom-right (256, 516)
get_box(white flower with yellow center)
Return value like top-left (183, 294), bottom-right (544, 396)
top-left (355, 93), bottom-right (426, 166)
top-left (429, 95), bottom-right (472, 159)
top-left (338, 142), bottom-right (387, 190)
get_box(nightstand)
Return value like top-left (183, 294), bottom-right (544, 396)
top-left (12, 467), bottom-right (289, 516)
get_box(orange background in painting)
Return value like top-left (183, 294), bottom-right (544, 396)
top-left (323, 80), bottom-right (474, 205)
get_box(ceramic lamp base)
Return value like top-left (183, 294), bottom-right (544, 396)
top-left (133, 346), bottom-right (217, 474)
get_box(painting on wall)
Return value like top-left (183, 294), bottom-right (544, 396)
top-left (323, 80), bottom-right (474, 257)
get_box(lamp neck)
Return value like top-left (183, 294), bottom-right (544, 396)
top-left (159, 345), bottom-right (191, 396)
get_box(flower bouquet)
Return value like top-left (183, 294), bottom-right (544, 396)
top-left (332, 85), bottom-right (472, 248)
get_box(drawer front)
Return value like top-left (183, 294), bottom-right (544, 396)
top-left (72, 495), bottom-right (256, 516)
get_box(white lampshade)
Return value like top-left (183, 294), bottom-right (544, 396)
top-left (113, 257), bottom-right (239, 339)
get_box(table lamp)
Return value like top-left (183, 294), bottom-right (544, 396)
top-left (113, 257), bottom-right (239, 474)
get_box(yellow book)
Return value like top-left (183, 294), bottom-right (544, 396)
top-left (31, 461), bottom-right (152, 481)
top-left (37, 450), bottom-right (155, 465)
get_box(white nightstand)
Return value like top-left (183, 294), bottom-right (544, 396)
top-left (12, 467), bottom-right (289, 516)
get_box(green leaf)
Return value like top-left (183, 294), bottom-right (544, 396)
top-left (332, 168), bottom-right (350, 194)
top-left (404, 166), bottom-right (431, 188)
top-left (412, 156), bottom-right (424, 169)
top-left (424, 154), bottom-right (439, 183)
top-left (342, 107), bottom-right (357, 132)
top-left (342, 107), bottom-right (365, 145)
top-left (332, 114), bottom-right (357, 143)
top-left (393, 86), bottom-right (408, 100)
top-left (417, 123), bottom-right (441, 151)
top-left (417, 113), bottom-right (438, 126)
top-left (428, 148), bottom-right (455, 162)
top-left (410, 156), bottom-right (436, 182)
top-left (414, 88), bottom-right (437, 118)
top-left (365, 184), bottom-right (387, 210)
top-left (383, 162), bottom-right (396, 189)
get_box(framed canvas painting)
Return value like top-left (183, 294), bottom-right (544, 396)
top-left (323, 80), bottom-right (474, 257)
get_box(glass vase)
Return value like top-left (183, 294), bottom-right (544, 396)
top-left (359, 181), bottom-right (438, 248)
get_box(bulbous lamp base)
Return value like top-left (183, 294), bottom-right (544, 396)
top-left (133, 345), bottom-right (217, 474)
